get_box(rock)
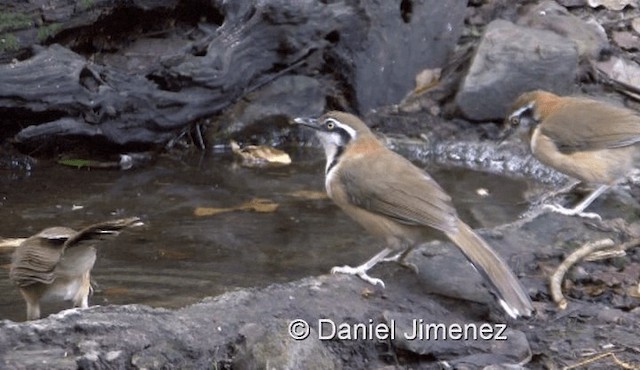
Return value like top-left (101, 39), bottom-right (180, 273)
top-left (517, 0), bottom-right (609, 58)
top-left (384, 310), bottom-right (530, 366)
top-left (212, 75), bottom-right (325, 140)
top-left (454, 20), bottom-right (578, 121)
top-left (233, 321), bottom-right (337, 370)
top-left (612, 31), bottom-right (640, 51)
top-left (587, 0), bottom-right (637, 11)
top-left (332, 0), bottom-right (467, 113)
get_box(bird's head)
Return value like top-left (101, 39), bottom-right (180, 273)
top-left (293, 111), bottom-right (372, 171)
top-left (500, 90), bottom-right (549, 141)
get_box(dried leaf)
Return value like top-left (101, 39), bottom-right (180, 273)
top-left (414, 68), bottom-right (441, 93)
top-left (230, 140), bottom-right (291, 167)
top-left (288, 190), bottom-right (328, 200)
top-left (194, 198), bottom-right (279, 216)
top-left (194, 206), bottom-right (234, 216)
top-left (242, 198), bottom-right (279, 213)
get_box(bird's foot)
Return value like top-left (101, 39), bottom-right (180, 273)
top-left (543, 203), bottom-right (602, 220)
top-left (330, 265), bottom-right (386, 288)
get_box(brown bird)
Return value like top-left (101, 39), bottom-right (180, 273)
top-left (505, 90), bottom-right (640, 219)
top-left (294, 111), bottom-right (533, 318)
top-left (9, 217), bottom-right (143, 320)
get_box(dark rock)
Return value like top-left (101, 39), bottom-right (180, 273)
top-left (454, 20), bottom-right (578, 121)
top-left (212, 75), bottom-right (325, 140)
top-left (331, 0), bottom-right (467, 113)
top-left (384, 310), bottom-right (530, 365)
top-left (233, 321), bottom-right (338, 370)
top-left (517, 0), bottom-right (609, 58)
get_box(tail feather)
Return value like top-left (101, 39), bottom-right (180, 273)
top-left (445, 219), bottom-right (533, 318)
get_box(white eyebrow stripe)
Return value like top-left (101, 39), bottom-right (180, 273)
top-left (509, 102), bottom-right (535, 120)
top-left (325, 117), bottom-right (357, 139)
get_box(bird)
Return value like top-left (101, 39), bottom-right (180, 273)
top-left (293, 111), bottom-right (533, 318)
top-left (505, 90), bottom-right (640, 220)
top-left (9, 217), bottom-right (143, 320)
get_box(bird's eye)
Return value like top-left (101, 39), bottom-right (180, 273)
top-left (325, 120), bottom-right (335, 130)
top-left (509, 116), bottom-right (520, 126)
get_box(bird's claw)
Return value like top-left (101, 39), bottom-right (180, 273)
top-left (543, 204), bottom-right (602, 221)
top-left (331, 265), bottom-right (386, 288)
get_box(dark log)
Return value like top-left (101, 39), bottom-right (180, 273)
top-left (0, 0), bottom-right (354, 148)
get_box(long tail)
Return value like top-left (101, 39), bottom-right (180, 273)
top-left (445, 219), bottom-right (533, 318)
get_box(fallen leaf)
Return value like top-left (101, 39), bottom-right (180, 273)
top-left (230, 140), bottom-right (292, 167)
top-left (287, 190), bottom-right (328, 200)
top-left (242, 198), bottom-right (279, 213)
top-left (194, 198), bottom-right (279, 216)
top-left (194, 206), bottom-right (234, 216)
top-left (414, 68), bottom-right (441, 93)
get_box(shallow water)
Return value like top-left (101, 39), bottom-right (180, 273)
top-left (0, 149), bottom-right (530, 321)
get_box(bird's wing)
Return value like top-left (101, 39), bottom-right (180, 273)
top-left (541, 99), bottom-right (640, 153)
top-left (338, 150), bottom-right (458, 232)
top-left (9, 236), bottom-right (65, 286)
top-left (63, 217), bottom-right (142, 250)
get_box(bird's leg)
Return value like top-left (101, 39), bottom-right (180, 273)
top-left (544, 184), bottom-right (610, 220)
top-left (74, 272), bottom-right (91, 309)
top-left (331, 247), bottom-right (394, 288)
top-left (381, 246), bottom-right (419, 273)
top-left (20, 290), bottom-right (40, 320)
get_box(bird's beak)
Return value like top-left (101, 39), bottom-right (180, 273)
top-left (292, 117), bottom-right (320, 130)
top-left (497, 116), bottom-right (518, 144)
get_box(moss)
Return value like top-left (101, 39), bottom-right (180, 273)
top-left (0, 33), bottom-right (20, 52)
top-left (0, 12), bottom-right (32, 33)
top-left (37, 23), bottom-right (62, 41)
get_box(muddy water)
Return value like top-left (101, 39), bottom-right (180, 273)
top-left (0, 150), bottom-right (530, 321)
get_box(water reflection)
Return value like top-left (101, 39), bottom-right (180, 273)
top-left (0, 149), bottom-right (530, 321)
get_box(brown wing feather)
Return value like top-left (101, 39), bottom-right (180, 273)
top-left (63, 217), bottom-right (142, 249)
top-left (10, 236), bottom-right (66, 286)
top-left (541, 99), bottom-right (640, 153)
top-left (338, 150), bottom-right (457, 232)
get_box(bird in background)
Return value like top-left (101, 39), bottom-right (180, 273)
top-left (294, 111), bottom-right (533, 319)
top-left (505, 90), bottom-right (640, 220)
top-left (9, 217), bottom-right (143, 320)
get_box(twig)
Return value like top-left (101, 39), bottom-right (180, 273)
top-left (563, 351), bottom-right (638, 370)
top-left (550, 238), bottom-right (615, 310)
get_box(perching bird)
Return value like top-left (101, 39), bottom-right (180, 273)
top-left (9, 217), bottom-right (143, 320)
top-left (294, 111), bottom-right (533, 318)
top-left (505, 90), bottom-right (640, 220)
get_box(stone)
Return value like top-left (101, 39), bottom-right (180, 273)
top-left (233, 321), bottom-right (337, 370)
top-left (384, 310), bottom-right (530, 365)
top-left (454, 20), bottom-right (578, 121)
top-left (517, 0), bottom-right (609, 58)
top-left (212, 75), bottom-right (325, 139)
top-left (332, 0), bottom-right (467, 113)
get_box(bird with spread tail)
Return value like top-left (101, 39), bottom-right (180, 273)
top-left (9, 217), bottom-right (143, 320)
top-left (294, 111), bottom-right (533, 318)
top-left (505, 90), bottom-right (640, 220)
